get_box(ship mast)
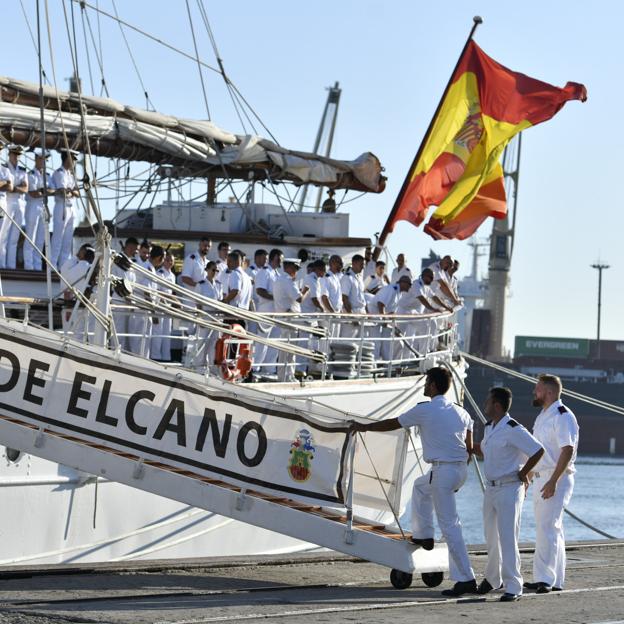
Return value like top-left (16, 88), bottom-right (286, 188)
top-left (297, 82), bottom-right (342, 212)
top-left (484, 134), bottom-right (521, 360)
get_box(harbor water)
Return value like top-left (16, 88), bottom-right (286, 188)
top-left (454, 455), bottom-right (623, 544)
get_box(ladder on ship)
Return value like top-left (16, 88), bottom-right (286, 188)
top-left (0, 411), bottom-right (447, 590)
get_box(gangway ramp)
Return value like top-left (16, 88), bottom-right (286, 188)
top-left (0, 414), bottom-right (446, 586)
top-left (0, 321), bottom-right (447, 587)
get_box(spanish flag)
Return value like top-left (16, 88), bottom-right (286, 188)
top-left (391, 41), bottom-right (587, 240)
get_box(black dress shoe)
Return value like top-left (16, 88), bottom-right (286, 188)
top-left (500, 593), bottom-right (520, 602)
top-left (536, 583), bottom-right (552, 594)
top-left (523, 581), bottom-right (551, 591)
top-left (441, 579), bottom-right (478, 597)
top-left (409, 537), bottom-right (434, 550)
top-left (552, 587), bottom-right (562, 592)
top-left (477, 579), bottom-right (503, 595)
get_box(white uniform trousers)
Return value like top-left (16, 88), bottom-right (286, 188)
top-left (151, 315), bottom-right (173, 361)
top-left (483, 481), bottom-right (525, 596)
top-left (50, 200), bottom-right (74, 269)
top-left (0, 196), bottom-right (25, 269)
top-left (128, 310), bottom-right (152, 357)
top-left (532, 472), bottom-right (574, 588)
top-left (277, 328), bottom-right (296, 381)
top-left (23, 201), bottom-right (46, 270)
top-left (252, 320), bottom-right (273, 373)
top-left (411, 462), bottom-right (474, 582)
top-left (188, 326), bottom-right (219, 373)
top-left (112, 306), bottom-right (131, 351)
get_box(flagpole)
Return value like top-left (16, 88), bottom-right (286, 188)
top-left (373, 16), bottom-right (483, 260)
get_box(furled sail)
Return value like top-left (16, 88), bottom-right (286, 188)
top-left (0, 77), bottom-right (385, 193)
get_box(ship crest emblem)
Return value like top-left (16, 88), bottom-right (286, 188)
top-left (288, 428), bottom-right (315, 482)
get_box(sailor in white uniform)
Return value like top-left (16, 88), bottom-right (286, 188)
top-left (222, 250), bottom-right (252, 311)
top-left (272, 259), bottom-right (302, 381)
top-left (0, 145), bottom-right (29, 269)
top-left (195, 260), bottom-right (223, 372)
top-left (428, 255), bottom-right (461, 308)
top-left (363, 246), bottom-right (377, 283)
top-left (49, 149), bottom-right (80, 270)
top-left (180, 238), bottom-right (211, 300)
top-left (215, 241), bottom-right (231, 284)
top-left (60, 245), bottom-right (95, 341)
top-left (525, 374), bottom-right (579, 593)
top-left (390, 253), bottom-right (412, 283)
top-left (371, 275), bottom-right (411, 363)
top-left (24, 148), bottom-right (53, 271)
top-left (254, 248), bottom-right (282, 373)
top-left (111, 239), bottom-right (138, 351)
top-left (340, 254), bottom-right (367, 338)
top-left (352, 367), bottom-right (477, 597)
top-left (130, 245), bottom-right (164, 357)
top-left (473, 387), bottom-right (544, 602)
top-left (0, 151), bottom-right (15, 263)
top-left (151, 252), bottom-right (177, 361)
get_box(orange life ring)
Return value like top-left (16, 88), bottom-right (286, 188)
top-left (214, 323), bottom-right (253, 382)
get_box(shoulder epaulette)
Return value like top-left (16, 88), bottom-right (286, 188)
top-left (215, 279), bottom-right (221, 284)
top-left (157, 268), bottom-right (164, 274)
top-left (558, 405), bottom-right (568, 414)
top-left (190, 254), bottom-right (195, 260)
top-left (507, 419), bottom-right (519, 427)
top-left (250, 264), bottom-right (256, 270)
top-left (56, 167), bottom-right (63, 172)
top-left (485, 420), bottom-right (492, 426)
top-left (325, 273), bottom-right (330, 277)
top-left (416, 400), bottom-right (428, 405)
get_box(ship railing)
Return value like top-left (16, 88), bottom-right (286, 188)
top-left (202, 309), bottom-right (459, 382)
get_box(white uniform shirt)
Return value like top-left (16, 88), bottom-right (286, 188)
top-left (0, 165), bottom-right (14, 201)
top-left (273, 273), bottom-right (301, 313)
top-left (254, 265), bottom-right (278, 312)
top-left (61, 258), bottom-right (92, 294)
top-left (198, 278), bottom-right (223, 303)
top-left (6, 162), bottom-right (28, 202)
top-left (181, 252), bottom-right (208, 291)
top-left (398, 395), bottom-right (473, 463)
top-left (301, 272), bottom-right (322, 313)
top-left (216, 258), bottom-right (228, 284)
top-left (391, 265), bottom-right (412, 283)
top-left (134, 261), bottom-right (157, 301)
top-left (365, 273), bottom-right (388, 293)
top-left (50, 167), bottom-right (76, 207)
top-left (156, 266), bottom-right (176, 295)
top-left (225, 267), bottom-right (252, 309)
top-left (532, 400), bottom-right (579, 474)
top-left (320, 270), bottom-right (343, 312)
top-left (111, 262), bottom-right (136, 302)
top-left (340, 269), bottom-right (366, 313)
top-left (427, 261), bottom-right (451, 298)
top-left (481, 414), bottom-right (543, 481)
top-left (372, 283), bottom-right (402, 314)
top-left (398, 277), bottom-right (434, 314)
top-left (364, 259), bottom-right (377, 281)
top-left (27, 168), bottom-right (51, 209)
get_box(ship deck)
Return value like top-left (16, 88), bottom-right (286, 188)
top-left (0, 540), bottom-right (622, 623)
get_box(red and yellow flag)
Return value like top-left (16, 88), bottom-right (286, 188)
top-left (390, 41), bottom-right (587, 240)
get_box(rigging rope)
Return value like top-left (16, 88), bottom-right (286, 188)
top-left (462, 352), bottom-right (624, 417)
top-left (184, 0), bottom-right (211, 121)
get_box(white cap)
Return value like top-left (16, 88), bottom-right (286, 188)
top-left (33, 148), bottom-right (51, 158)
top-left (283, 257), bottom-right (301, 267)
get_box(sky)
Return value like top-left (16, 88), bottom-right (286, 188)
top-left (4, 0), bottom-right (621, 352)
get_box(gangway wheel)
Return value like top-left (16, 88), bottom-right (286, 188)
top-left (390, 569), bottom-right (413, 589)
top-left (421, 571), bottom-right (444, 587)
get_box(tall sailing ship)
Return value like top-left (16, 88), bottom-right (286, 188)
top-left (0, 1), bottom-right (463, 584)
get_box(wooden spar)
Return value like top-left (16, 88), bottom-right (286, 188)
top-left (373, 16), bottom-right (483, 260)
top-left (0, 83), bottom-right (386, 193)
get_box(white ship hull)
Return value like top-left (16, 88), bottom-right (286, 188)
top-left (0, 335), bottom-right (464, 567)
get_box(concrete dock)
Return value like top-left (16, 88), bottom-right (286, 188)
top-left (0, 541), bottom-right (622, 623)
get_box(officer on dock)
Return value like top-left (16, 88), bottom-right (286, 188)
top-left (472, 387), bottom-right (544, 602)
top-left (351, 366), bottom-right (477, 597)
top-left (524, 374), bottom-right (579, 594)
